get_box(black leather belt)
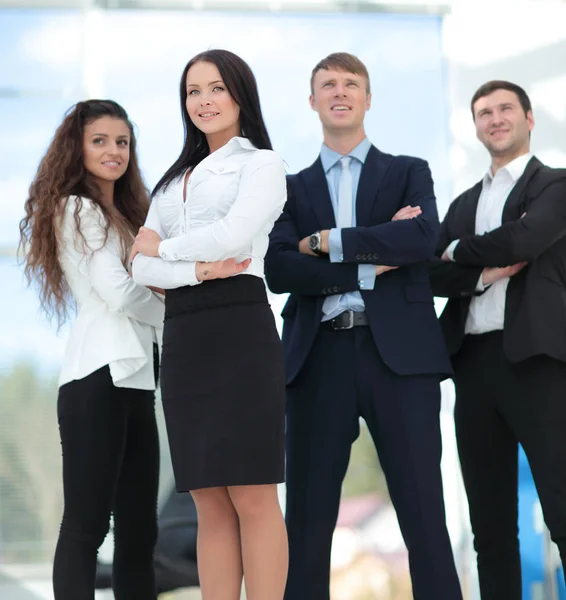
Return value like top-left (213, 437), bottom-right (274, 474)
top-left (322, 310), bottom-right (369, 331)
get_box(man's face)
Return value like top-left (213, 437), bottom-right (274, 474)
top-left (473, 89), bottom-right (534, 158)
top-left (310, 68), bottom-right (371, 133)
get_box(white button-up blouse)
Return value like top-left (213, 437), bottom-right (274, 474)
top-left (131, 137), bottom-right (287, 289)
top-left (58, 196), bottom-right (165, 390)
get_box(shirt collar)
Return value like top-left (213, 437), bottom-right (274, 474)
top-left (320, 137), bottom-right (372, 173)
top-left (484, 152), bottom-right (533, 184)
top-left (211, 136), bottom-right (257, 160)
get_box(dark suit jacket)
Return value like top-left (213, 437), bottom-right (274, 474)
top-left (265, 146), bottom-right (452, 385)
top-left (429, 156), bottom-right (566, 362)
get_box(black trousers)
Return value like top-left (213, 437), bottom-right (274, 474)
top-left (285, 326), bottom-right (462, 600)
top-left (453, 331), bottom-right (566, 600)
top-left (53, 365), bottom-right (160, 600)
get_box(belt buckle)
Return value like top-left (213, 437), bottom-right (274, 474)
top-left (333, 310), bottom-right (354, 330)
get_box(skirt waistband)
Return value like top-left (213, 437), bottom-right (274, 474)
top-left (165, 274), bottom-right (267, 319)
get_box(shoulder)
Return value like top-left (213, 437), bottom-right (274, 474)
top-left (530, 163), bottom-right (566, 189)
top-left (386, 152), bottom-right (429, 172)
top-left (59, 195), bottom-right (107, 244)
top-left (246, 148), bottom-right (285, 170)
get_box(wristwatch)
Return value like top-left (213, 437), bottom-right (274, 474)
top-left (308, 231), bottom-right (323, 255)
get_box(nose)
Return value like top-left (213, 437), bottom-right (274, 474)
top-left (200, 92), bottom-right (212, 106)
top-left (333, 83), bottom-right (347, 97)
top-left (491, 110), bottom-right (505, 126)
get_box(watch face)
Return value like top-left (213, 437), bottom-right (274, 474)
top-left (308, 235), bottom-right (318, 251)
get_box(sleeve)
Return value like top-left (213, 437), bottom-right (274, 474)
top-left (428, 197), bottom-right (485, 299)
top-left (264, 178), bottom-right (360, 297)
top-left (158, 151), bottom-right (287, 262)
top-left (339, 159), bottom-right (440, 265)
top-left (453, 175), bottom-right (566, 266)
top-left (69, 198), bottom-right (165, 329)
top-left (131, 199), bottom-right (200, 289)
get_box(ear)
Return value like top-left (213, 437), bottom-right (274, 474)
top-left (526, 109), bottom-right (535, 132)
top-left (365, 92), bottom-right (372, 112)
top-left (309, 94), bottom-right (316, 112)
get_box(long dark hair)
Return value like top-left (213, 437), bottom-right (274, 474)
top-left (153, 49), bottom-right (273, 197)
top-left (19, 99), bottom-right (150, 326)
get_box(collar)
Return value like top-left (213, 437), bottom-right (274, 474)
top-left (211, 136), bottom-right (257, 160)
top-left (484, 152), bottom-right (533, 185)
top-left (320, 137), bottom-right (372, 173)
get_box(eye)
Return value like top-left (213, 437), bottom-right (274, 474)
top-left (212, 86), bottom-right (225, 92)
top-left (92, 138), bottom-right (104, 145)
top-left (347, 82), bottom-right (358, 87)
top-left (323, 82), bottom-right (333, 88)
top-left (188, 89), bottom-right (200, 96)
top-left (117, 139), bottom-right (129, 147)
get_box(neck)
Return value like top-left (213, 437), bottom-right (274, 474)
top-left (491, 146), bottom-right (531, 175)
top-left (206, 127), bottom-right (240, 154)
top-left (322, 127), bottom-right (366, 156)
top-left (98, 180), bottom-right (115, 208)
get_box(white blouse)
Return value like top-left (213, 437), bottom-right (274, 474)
top-left (58, 196), bottom-right (165, 390)
top-left (131, 136), bottom-right (287, 289)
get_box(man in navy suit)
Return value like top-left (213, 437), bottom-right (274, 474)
top-left (265, 53), bottom-right (462, 600)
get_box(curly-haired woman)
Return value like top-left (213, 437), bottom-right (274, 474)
top-left (19, 99), bottom-right (239, 599)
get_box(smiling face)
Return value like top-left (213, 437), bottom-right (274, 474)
top-left (82, 116), bottom-right (130, 186)
top-left (309, 68), bottom-right (371, 136)
top-left (185, 60), bottom-right (241, 148)
top-left (473, 88), bottom-right (534, 161)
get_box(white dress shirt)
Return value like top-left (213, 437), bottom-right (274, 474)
top-left (132, 136), bottom-right (286, 289)
top-left (449, 153), bottom-right (532, 335)
top-left (58, 196), bottom-right (165, 390)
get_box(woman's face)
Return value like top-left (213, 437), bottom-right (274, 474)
top-left (82, 116), bottom-right (130, 184)
top-left (185, 61), bottom-right (241, 142)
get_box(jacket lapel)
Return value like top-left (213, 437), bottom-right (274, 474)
top-left (501, 156), bottom-right (543, 222)
top-left (461, 181), bottom-right (482, 237)
top-left (300, 157), bottom-right (336, 229)
top-left (356, 146), bottom-right (389, 226)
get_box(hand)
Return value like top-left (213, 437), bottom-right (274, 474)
top-left (392, 205), bottom-right (422, 221)
top-left (482, 262), bottom-right (527, 286)
top-left (147, 286), bottom-right (166, 295)
top-left (375, 265), bottom-right (399, 276)
top-left (130, 227), bottom-right (162, 261)
top-left (196, 258), bottom-right (252, 281)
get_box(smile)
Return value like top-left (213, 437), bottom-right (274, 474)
top-left (331, 106), bottom-right (351, 111)
top-left (199, 112), bottom-right (220, 119)
top-left (102, 161), bottom-right (121, 167)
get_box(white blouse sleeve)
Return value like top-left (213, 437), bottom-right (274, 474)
top-left (157, 151), bottom-right (286, 262)
top-left (131, 198), bottom-right (201, 289)
top-left (67, 198), bottom-right (165, 329)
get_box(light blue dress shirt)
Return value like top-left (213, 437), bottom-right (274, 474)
top-left (320, 138), bottom-right (376, 322)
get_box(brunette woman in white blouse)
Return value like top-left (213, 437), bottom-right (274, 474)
top-left (131, 50), bottom-right (288, 600)
top-left (20, 100), bottom-right (169, 600)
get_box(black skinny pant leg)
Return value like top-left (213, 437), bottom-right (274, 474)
top-left (454, 332), bottom-right (566, 599)
top-left (53, 366), bottom-right (159, 600)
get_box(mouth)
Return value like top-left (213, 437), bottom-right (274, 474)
top-left (331, 105), bottom-right (352, 112)
top-left (491, 129), bottom-right (509, 137)
top-left (102, 161), bottom-right (122, 168)
top-left (198, 112), bottom-right (220, 121)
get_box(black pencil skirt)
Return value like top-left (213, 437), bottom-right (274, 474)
top-left (160, 275), bottom-right (286, 492)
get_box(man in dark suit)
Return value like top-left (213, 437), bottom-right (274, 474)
top-left (430, 80), bottom-right (566, 599)
top-left (265, 52), bottom-right (462, 600)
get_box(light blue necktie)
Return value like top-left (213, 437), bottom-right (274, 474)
top-left (323, 156), bottom-right (353, 315)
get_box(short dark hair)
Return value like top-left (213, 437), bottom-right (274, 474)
top-left (154, 49), bottom-right (273, 197)
top-left (310, 52), bottom-right (370, 95)
top-left (471, 80), bottom-right (532, 118)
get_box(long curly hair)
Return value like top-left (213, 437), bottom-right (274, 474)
top-left (19, 99), bottom-right (150, 326)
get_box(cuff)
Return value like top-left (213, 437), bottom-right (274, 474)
top-left (328, 228), bottom-right (343, 263)
top-left (358, 264), bottom-right (376, 291)
top-left (445, 239), bottom-right (460, 262)
top-left (158, 239), bottom-right (178, 261)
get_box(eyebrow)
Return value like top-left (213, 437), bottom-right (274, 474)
top-left (89, 133), bottom-right (129, 138)
top-left (478, 102), bottom-right (515, 114)
top-left (320, 76), bottom-right (361, 85)
top-left (187, 79), bottom-right (224, 88)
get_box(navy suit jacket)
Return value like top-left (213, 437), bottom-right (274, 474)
top-left (265, 146), bottom-right (452, 385)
